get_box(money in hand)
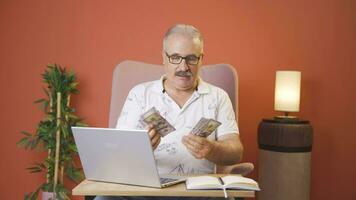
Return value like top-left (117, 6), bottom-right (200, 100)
top-left (140, 107), bottom-right (175, 137)
top-left (191, 118), bottom-right (221, 137)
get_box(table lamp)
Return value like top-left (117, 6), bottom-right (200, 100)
top-left (274, 71), bottom-right (301, 120)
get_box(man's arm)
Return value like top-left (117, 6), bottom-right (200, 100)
top-left (182, 133), bottom-right (243, 166)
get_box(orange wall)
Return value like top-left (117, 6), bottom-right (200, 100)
top-left (1, 0), bottom-right (355, 199)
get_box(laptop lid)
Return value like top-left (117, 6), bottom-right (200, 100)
top-left (72, 127), bottom-right (163, 188)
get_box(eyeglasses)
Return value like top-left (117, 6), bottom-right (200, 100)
top-left (165, 52), bottom-right (202, 65)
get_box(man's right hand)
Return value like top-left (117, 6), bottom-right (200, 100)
top-left (147, 124), bottom-right (161, 150)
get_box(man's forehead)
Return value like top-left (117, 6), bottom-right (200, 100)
top-left (165, 33), bottom-right (203, 54)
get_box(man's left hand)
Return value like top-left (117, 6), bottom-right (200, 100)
top-left (182, 134), bottom-right (216, 159)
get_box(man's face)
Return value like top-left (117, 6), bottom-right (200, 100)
top-left (163, 34), bottom-right (203, 91)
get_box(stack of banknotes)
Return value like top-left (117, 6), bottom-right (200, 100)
top-left (140, 107), bottom-right (221, 138)
top-left (191, 117), bottom-right (221, 137)
top-left (140, 107), bottom-right (175, 137)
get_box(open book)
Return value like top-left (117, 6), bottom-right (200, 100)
top-left (186, 175), bottom-right (260, 197)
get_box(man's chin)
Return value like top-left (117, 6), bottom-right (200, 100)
top-left (174, 77), bottom-right (195, 90)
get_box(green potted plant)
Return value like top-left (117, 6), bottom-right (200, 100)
top-left (17, 64), bottom-right (85, 200)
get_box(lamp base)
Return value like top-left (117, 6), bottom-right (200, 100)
top-left (274, 115), bottom-right (300, 123)
top-left (275, 115), bottom-right (298, 119)
top-left (273, 111), bottom-right (299, 122)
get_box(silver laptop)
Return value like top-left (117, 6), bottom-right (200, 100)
top-left (72, 127), bottom-right (186, 188)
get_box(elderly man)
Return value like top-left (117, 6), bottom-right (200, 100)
top-left (117, 24), bottom-right (243, 174)
top-left (96, 24), bottom-right (243, 200)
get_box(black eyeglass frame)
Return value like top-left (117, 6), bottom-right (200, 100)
top-left (165, 52), bottom-right (203, 65)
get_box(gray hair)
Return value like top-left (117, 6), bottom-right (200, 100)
top-left (163, 24), bottom-right (204, 51)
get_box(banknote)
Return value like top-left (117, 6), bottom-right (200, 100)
top-left (140, 107), bottom-right (175, 137)
top-left (191, 118), bottom-right (221, 137)
top-left (191, 118), bottom-right (209, 135)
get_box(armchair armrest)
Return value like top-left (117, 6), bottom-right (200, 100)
top-left (216, 162), bottom-right (254, 176)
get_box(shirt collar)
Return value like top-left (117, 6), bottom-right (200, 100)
top-left (156, 75), bottom-right (210, 94)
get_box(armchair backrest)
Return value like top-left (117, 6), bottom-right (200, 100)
top-left (108, 60), bottom-right (238, 128)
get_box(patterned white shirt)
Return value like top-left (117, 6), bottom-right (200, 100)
top-left (116, 76), bottom-right (239, 174)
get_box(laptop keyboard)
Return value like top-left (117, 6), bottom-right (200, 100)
top-left (160, 177), bottom-right (178, 184)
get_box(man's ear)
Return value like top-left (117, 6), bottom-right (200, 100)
top-left (199, 53), bottom-right (204, 65)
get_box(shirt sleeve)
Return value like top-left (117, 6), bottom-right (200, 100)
top-left (216, 90), bottom-right (239, 138)
top-left (115, 86), bottom-right (145, 130)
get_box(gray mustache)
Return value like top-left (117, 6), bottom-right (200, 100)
top-left (175, 71), bottom-right (192, 77)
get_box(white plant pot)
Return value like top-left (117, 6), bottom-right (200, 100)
top-left (42, 191), bottom-right (56, 200)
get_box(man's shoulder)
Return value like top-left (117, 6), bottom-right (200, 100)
top-left (201, 80), bottom-right (229, 96)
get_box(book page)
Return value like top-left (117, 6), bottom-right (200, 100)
top-left (221, 175), bottom-right (260, 190)
top-left (186, 176), bottom-right (222, 190)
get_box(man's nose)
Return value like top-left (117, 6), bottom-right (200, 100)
top-left (178, 59), bottom-right (189, 71)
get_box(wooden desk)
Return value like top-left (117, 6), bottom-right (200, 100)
top-left (73, 179), bottom-right (255, 198)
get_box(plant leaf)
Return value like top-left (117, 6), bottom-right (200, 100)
top-left (34, 98), bottom-right (46, 104)
top-left (21, 131), bottom-right (32, 136)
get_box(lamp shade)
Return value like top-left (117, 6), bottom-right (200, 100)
top-left (274, 71), bottom-right (301, 112)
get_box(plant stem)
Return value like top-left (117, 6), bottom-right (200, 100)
top-left (47, 92), bottom-right (53, 184)
top-left (53, 92), bottom-right (61, 191)
top-left (60, 95), bottom-right (71, 184)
